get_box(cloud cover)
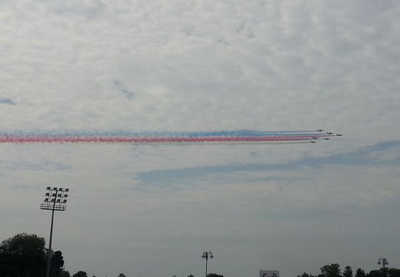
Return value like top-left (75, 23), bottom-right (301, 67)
top-left (1, 0), bottom-right (400, 277)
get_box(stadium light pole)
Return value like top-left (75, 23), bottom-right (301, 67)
top-left (378, 258), bottom-right (389, 268)
top-left (202, 251), bottom-right (214, 277)
top-left (40, 187), bottom-right (69, 277)
top-left (378, 258), bottom-right (389, 277)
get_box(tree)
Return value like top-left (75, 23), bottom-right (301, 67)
top-left (118, 274), bottom-right (126, 277)
top-left (297, 264), bottom-right (400, 277)
top-left (387, 268), bottom-right (400, 277)
top-left (0, 233), bottom-right (46, 277)
top-left (73, 271), bottom-right (88, 277)
top-left (356, 268), bottom-right (366, 277)
top-left (343, 266), bottom-right (353, 277)
top-left (369, 270), bottom-right (384, 277)
top-left (1, 233), bottom-right (45, 256)
top-left (298, 273), bottom-right (316, 277)
top-left (60, 270), bottom-right (71, 277)
top-left (320, 264), bottom-right (341, 277)
top-left (52, 250), bottom-right (65, 276)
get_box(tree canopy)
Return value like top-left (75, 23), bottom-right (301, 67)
top-left (321, 264), bottom-right (341, 277)
top-left (1, 233), bottom-right (45, 256)
top-left (73, 270), bottom-right (88, 277)
top-left (298, 264), bottom-right (400, 277)
top-left (343, 266), bottom-right (353, 277)
top-left (0, 233), bottom-right (46, 277)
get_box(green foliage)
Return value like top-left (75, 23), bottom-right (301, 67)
top-left (321, 264), bottom-right (341, 277)
top-left (343, 266), bottom-right (353, 277)
top-left (73, 270), bottom-right (88, 277)
top-left (356, 268), bottom-right (366, 277)
top-left (0, 233), bottom-right (46, 277)
top-left (1, 233), bottom-right (45, 256)
top-left (387, 268), bottom-right (400, 277)
top-left (60, 270), bottom-right (71, 277)
top-left (297, 273), bottom-right (317, 277)
top-left (299, 264), bottom-right (400, 277)
top-left (367, 268), bottom-right (400, 277)
top-left (368, 270), bottom-right (384, 277)
top-left (52, 250), bottom-right (65, 276)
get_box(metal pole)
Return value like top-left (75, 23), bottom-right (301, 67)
top-left (202, 251), bottom-right (213, 277)
top-left (205, 256), bottom-right (208, 277)
top-left (45, 189), bottom-right (58, 277)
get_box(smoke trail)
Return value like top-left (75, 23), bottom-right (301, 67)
top-left (0, 130), bottom-right (341, 144)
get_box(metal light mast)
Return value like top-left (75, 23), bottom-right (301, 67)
top-left (202, 251), bottom-right (214, 277)
top-left (40, 187), bottom-right (69, 277)
top-left (378, 258), bottom-right (389, 268)
top-left (378, 258), bottom-right (389, 277)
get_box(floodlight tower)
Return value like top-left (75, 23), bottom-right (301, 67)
top-left (202, 251), bottom-right (214, 277)
top-left (378, 258), bottom-right (389, 268)
top-left (378, 258), bottom-right (389, 277)
top-left (40, 187), bottom-right (69, 277)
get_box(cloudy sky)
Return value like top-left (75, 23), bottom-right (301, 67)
top-left (1, 0), bottom-right (400, 277)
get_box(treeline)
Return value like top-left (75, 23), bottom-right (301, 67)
top-left (298, 263), bottom-right (400, 277)
top-left (2, 233), bottom-right (398, 277)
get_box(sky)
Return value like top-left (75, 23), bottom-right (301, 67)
top-left (1, 0), bottom-right (400, 277)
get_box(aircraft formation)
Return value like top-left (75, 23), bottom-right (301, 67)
top-left (0, 130), bottom-right (342, 144)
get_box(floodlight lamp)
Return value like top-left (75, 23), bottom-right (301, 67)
top-left (65, 188), bottom-right (69, 192)
top-left (62, 199), bottom-right (67, 204)
top-left (383, 259), bottom-right (388, 265)
top-left (64, 194), bottom-right (68, 198)
top-left (53, 187), bottom-right (57, 190)
top-left (46, 187), bottom-right (51, 190)
top-left (45, 193), bottom-right (49, 196)
top-left (210, 253), bottom-right (214, 259)
top-left (58, 194), bottom-right (62, 197)
top-left (44, 198), bottom-right (48, 202)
